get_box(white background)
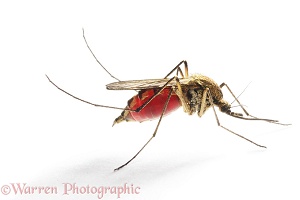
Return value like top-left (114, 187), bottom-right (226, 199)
top-left (0, 1), bottom-right (299, 199)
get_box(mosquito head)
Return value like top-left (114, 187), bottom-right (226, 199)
top-left (216, 99), bottom-right (243, 117)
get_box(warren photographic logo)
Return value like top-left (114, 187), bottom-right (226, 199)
top-left (1, 183), bottom-right (140, 199)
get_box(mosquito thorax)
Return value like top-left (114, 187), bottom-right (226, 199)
top-left (188, 74), bottom-right (223, 101)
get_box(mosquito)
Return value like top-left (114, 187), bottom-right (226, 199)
top-left (46, 29), bottom-right (290, 171)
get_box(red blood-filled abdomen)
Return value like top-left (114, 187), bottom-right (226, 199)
top-left (125, 88), bottom-right (181, 122)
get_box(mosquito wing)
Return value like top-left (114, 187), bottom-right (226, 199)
top-left (106, 78), bottom-right (190, 90)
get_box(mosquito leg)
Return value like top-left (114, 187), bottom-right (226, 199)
top-left (220, 82), bottom-right (290, 126)
top-left (230, 81), bottom-right (252, 105)
top-left (164, 60), bottom-right (188, 79)
top-left (198, 88), bottom-right (209, 117)
top-left (112, 62), bottom-right (189, 123)
top-left (46, 75), bottom-right (133, 111)
top-left (82, 28), bottom-right (120, 82)
top-left (183, 61), bottom-right (189, 78)
top-left (47, 73), bottom-right (178, 122)
top-left (207, 89), bottom-right (267, 148)
top-left (116, 75), bottom-right (189, 126)
top-left (173, 76), bottom-right (191, 114)
top-left (114, 88), bottom-right (174, 171)
top-left (220, 82), bottom-right (250, 115)
top-left (132, 76), bottom-right (177, 113)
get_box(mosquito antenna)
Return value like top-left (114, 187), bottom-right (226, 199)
top-left (230, 81), bottom-right (252, 105)
top-left (82, 28), bottom-right (121, 82)
top-left (231, 104), bottom-right (248, 109)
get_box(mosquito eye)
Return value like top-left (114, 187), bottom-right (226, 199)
top-left (220, 105), bottom-right (230, 112)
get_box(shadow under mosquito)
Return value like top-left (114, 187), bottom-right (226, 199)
top-left (34, 153), bottom-right (222, 187)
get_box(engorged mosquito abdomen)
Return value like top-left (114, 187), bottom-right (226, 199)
top-left (113, 88), bottom-right (181, 125)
